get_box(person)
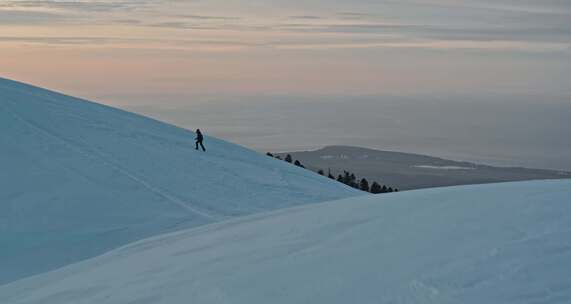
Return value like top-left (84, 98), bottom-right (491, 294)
top-left (195, 129), bottom-right (206, 151)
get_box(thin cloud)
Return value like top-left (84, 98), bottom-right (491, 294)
top-left (0, 0), bottom-right (569, 53)
top-left (0, 36), bottom-right (134, 45)
top-left (0, 0), bottom-right (152, 12)
top-left (275, 22), bottom-right (571, 44)
top-left (0, 10), bottom-right (68, 24)
top-left (172, 14), bottom-right (241, 21)
top-left (0, 35), bottom-right (262, 51)
top-left (289, 15), bottom-right (323, 20)
top-left (148, 21), bottom-right (219, 30)
top-left (337, 12), bottom-right (372, 20)
top-left (112, 19), bottom-right (142, 25)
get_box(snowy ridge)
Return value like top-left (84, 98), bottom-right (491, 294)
top-left (1, 180), bottom-right (570, 304)
top-left (0, 78), bottom-right (361, 284)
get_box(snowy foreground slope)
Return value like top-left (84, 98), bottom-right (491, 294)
top-left (2, 180), bottom-right (570, 304)
top-left (0, 78), bottom-right (360, 284)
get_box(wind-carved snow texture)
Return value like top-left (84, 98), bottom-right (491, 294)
top-left (0, 78), bottom-right (361, 285)
top-left (1, 180), bottom-right (570, 304)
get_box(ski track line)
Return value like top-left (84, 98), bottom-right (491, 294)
top-left (68, 140), bottom-right (224, 221)
top-left (1, 103), bottom-right (218, 220)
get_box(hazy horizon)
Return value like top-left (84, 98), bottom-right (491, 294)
top-left (122, 93), bottom-right (571, 172)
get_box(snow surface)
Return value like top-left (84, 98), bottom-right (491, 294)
top-left (1, 180), bottom-right (570, 304)
top-left (0, 78), bottom-right (361, 284)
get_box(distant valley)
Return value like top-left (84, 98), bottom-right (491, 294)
top-left (278, 146), bottom-right (571, 191)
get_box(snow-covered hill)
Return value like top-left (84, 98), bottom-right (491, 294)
top-left (0, 78), bottom-right (361, 284)
top-left (1, 180), bottom-right (569, 304)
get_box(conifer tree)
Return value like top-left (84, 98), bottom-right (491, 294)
top-left (266, 152), bottom-right (274, 157)
top-left (318, 169), bottom-right (325, 176)
top-left (349, 173), bottom-right (358, 188)
top-left (285, 154), bottom-right (293, 163)
top-left (370, 182), bottom-right (382, 194)
top-left (342, 171), bottom-right (351, 185)
top-left (359, 178), bottom-right (370, 192)
top-left (343, 171), bottom-right (359, 189)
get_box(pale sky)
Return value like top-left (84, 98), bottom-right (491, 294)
top-left (1, 0), bottom-right (570, 105)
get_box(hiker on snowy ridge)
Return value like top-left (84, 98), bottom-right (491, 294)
top-left (195, 129), bottom-right (206, 151)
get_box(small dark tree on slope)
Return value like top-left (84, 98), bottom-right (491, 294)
top-left (317, 169), bottom-right (325, 176)
top-left (359, 178), bottom-right (370, 192)
top-left (266, 152), bottom-right (274, 157)
top-left (342, 171), bottom-right (351, 185)
top-left (349, 173), bottom-right (358, 188)
top-left (285, 154), bottom-right (293, 163)
top-left (370, 182), bottom-right (382, 194)
top-left (294, 160), bottom-right (305, 168)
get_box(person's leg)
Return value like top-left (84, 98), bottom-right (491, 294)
top-left (195, 141), bottom-right (199, 150)
top-left (200, 142), bottom-right (206, 151)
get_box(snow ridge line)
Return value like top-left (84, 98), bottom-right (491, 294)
top-left (1, 102), bottom-right (219, 220)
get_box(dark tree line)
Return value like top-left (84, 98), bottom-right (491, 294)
top-left (267, 153), bottom-right (305, 169)
top-left (267, 153), bottom-right (399, 194)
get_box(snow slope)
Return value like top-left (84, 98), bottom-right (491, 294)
top-left (0, 78), bottom-right (361, 284)
top-left (1, 180), bottom-right (570, 304)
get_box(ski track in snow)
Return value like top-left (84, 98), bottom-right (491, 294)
top-left (2, 102), bottom-right (218, 220)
